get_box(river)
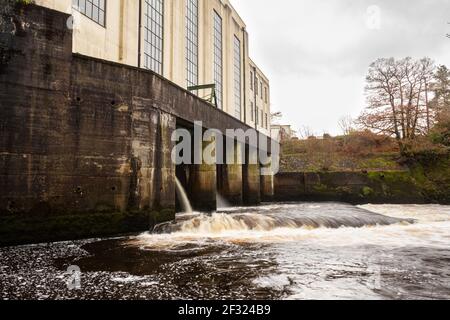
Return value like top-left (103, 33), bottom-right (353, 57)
top-left (0, 202), bottom-right (449, 300)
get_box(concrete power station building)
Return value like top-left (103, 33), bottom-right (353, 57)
top-left (35, 0), bottom-right (271, 136)
top-left (0, 1), bottom-right (276, 244)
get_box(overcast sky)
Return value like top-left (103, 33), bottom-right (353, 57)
top-left (232, 0), bottom-right (450, 136)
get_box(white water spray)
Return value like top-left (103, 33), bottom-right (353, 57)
top-left (175, 177), bottom-right (193, 214)
top-left (151, 203), bottom-right (415, 236)
top-left (217, 193), bottom-right (231, 209)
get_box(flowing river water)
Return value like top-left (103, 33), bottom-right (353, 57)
top-left (0, 202), bottom-right (449, 300)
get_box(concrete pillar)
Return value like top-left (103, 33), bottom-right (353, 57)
top-left (243, 144), bottom-right (261, 205)
top-left (218, 140), bottom-right (243, 206)
top-left (260, 161), bottom-right (275, 202)
top-left (151, 111), bottom-right (176, 210)
top-left (129, 108), bottom-right (176, 212)
top-left (190, 140), bottom-right (217, 212)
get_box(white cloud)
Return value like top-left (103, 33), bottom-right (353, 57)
top-left (232, 0), bottom-right (450, 135)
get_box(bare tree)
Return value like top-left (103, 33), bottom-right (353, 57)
top-left (357, 57), bottom-right (436, 152)
top-left (338, 115), bottom-right (355, 136)
top-left (299, 126), bottom-right (315, 140)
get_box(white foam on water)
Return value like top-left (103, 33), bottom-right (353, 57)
top-left (175, 177), bottom-right (193, 214)
top-left (111, 275), bottom-right (147, 283)
top-left (135, 203), bottom-right (450, 250)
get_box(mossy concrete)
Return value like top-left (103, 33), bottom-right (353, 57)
top-left (275, 155), bottom-right (450, 204)
top-left (0, 209), bottom-right (175, 247)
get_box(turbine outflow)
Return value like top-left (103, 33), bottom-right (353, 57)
top-left (175, 177), bottom-right (193, 214)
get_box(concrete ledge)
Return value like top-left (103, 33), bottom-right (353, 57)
top-left (0, 209), bottom-right (175, 247)
top-left (274, 171), bottom-right (428, 205)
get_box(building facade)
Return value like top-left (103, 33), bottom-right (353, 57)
top-left (35, 0), bottom-right (271, 135)
top-left (271, 125), bottom-right (297, 142)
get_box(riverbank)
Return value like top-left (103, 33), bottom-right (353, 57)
top-left (274, 159), bottom-right (450, 205)
top-left (276, 137), bottom-right (450, 204)
top-left (1, 203), bottom-right (449, 300)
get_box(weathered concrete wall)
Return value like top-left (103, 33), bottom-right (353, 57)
top-left (189, 141), bottom-right (217, 212)
top-left (0, 5), bottom-right (275, 245)
top-left (274, 171), bottom-right (428, 204)
top-left (260, 173), bottom-right (274, 202)
top-left (0, 4), bottom-right (178, 245)
top-left (243, 146), bottom-right (261, 205)
top-left (217, 141), bottom-right (243, 206)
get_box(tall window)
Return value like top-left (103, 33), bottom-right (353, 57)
top-left (256, 107), bottom-right (259, 124)
top-left (233, 36), bottom-right (242, 120)
top-left (72, 0), bottom-right (106, 26)
top-left (186, 0), bottom-right (198, 89)
top-left (144, 0), bottom-right (164, 75)
top-left (260, 82), bottom-right (263, 99)
top-left (250, 71), bottom-right (254, 91)
top-left (213, 11), bottom-right (223, 109)
top-left (250, 102), bottom-right (254, 121)
top-left (265, 87), bottom-right (268, 103)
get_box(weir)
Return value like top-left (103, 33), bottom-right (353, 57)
top-left (153, 203), bottom-right (415, 234)
top-left (0, 5), bottom-right (276, 245)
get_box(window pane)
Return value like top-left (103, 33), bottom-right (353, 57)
top-left (186, 0), bottom-right (198, 90)
top-left (233, 36), bottom-right (241, 120)
top-left (72, 0), bottom-right (106, 26)
top-left (144, 0), bottom-right (164, 75)
top-left (213, 11), bottom-right (223, 109)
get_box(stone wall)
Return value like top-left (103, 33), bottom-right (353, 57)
top-left (274, 167), bottom-right (450, 205)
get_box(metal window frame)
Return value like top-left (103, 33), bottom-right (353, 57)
top-left (186, 0), bottom-right (199, 89)
top-left (233, 35), bottom-right (242, 120)
top-left (72, 0), bottom-right (107, 27)
top-left (213, 10), bottom-right (223, 109)
top-left (143, 0), bottom-right (164, 75)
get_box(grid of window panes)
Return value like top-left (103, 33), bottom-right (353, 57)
top-left (144, 0), bottom-right (164, 75)
top-left (213, 11), bottom-right (223, 109)
top-left (72, 0), bottom-right (106, 26)
top-left (233, 36), bottom-right (242, 120)
top-left (186, 0), bottom-right (199, 89)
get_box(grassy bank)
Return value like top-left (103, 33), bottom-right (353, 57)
top-left (277, 134), bottom-right (450, 204)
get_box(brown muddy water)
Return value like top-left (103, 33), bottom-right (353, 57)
top-left (0, 202), bottom-right (449, 300)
